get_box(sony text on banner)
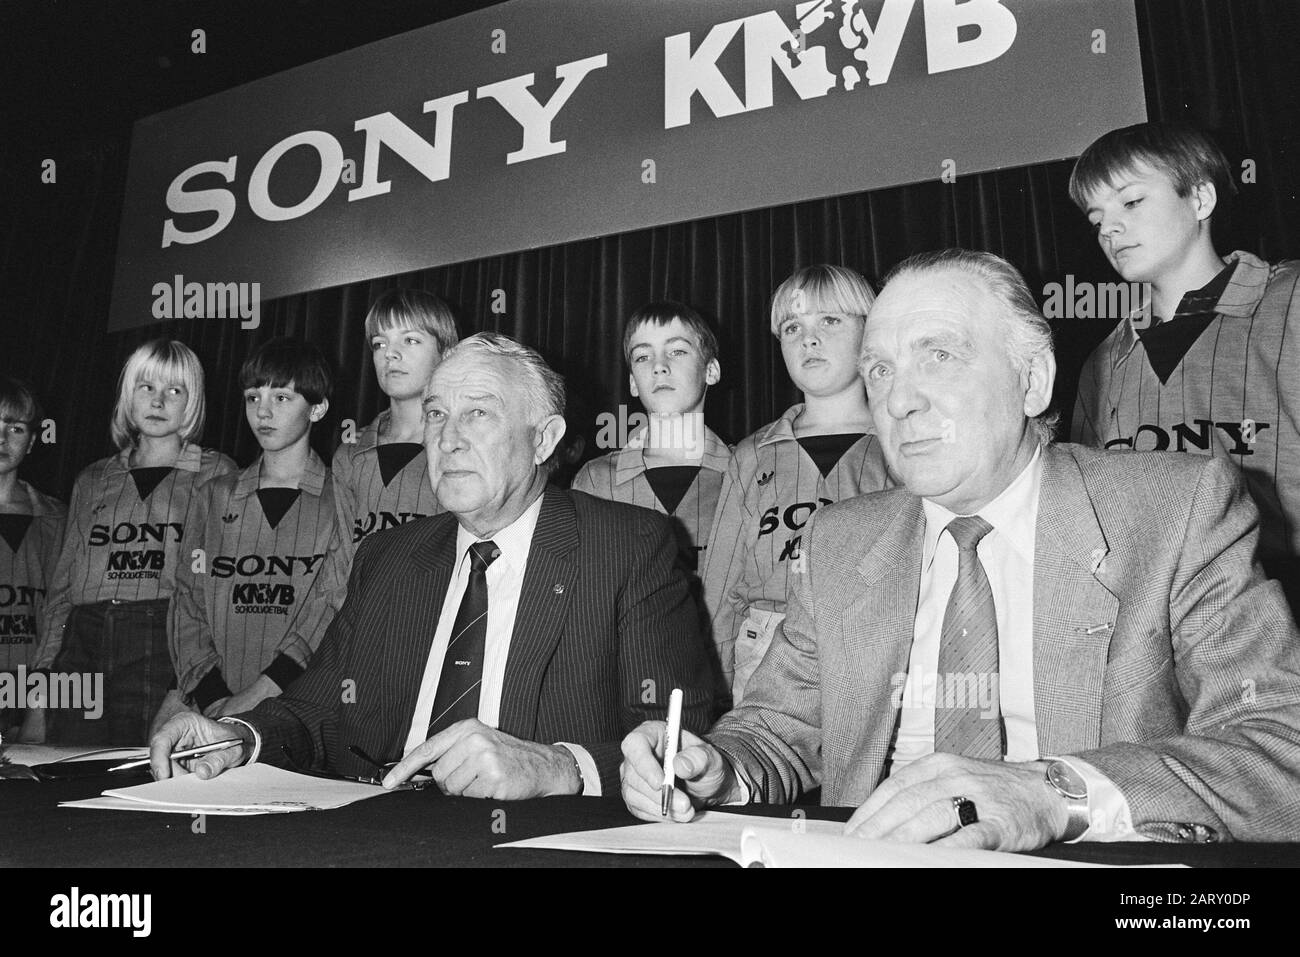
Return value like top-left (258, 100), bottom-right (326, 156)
top-left (109, 0), bottom-right (1145, 330)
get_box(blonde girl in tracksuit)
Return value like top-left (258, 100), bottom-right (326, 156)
top-left (702, 266), bottom-right (892, 707)
top-left (26, 339), bottom-right (234, 744)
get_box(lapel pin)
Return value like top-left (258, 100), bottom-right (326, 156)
top-left (1080, 622), bottom-right (1113, 635)
top-left (553, 584), bottom-right (565, 594)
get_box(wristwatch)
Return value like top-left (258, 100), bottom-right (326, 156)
top-left (1044, 759), bottom-right (1090, 841)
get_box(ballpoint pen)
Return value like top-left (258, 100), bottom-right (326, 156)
top-left (107, 738), bottom-right (244, 772)
top-left (660, 688), bottom-right (683, 816)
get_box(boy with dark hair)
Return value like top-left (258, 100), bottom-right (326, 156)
top-left (1069, 121), bottom-right (1300, 610)
top-left (0, 378), bottom-right (65, 739)
top-left (572, 302), bottom-right (731, 576)
top-left (166, 338), bottom-right (335, 721)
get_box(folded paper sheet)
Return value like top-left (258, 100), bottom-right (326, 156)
top-left (59, 764), bottom-right (389, 815)
top-left (498, 811), bottom-right (1180, 867)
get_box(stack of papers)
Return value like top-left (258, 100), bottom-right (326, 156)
top-left (498, 811), bottom-right (1177, 867)
top-left (59, 764), bottom-right (391, 815)
top-left (1, 744), bottom-right (149, 767)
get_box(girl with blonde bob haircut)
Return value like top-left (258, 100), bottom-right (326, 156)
top-left (109, 339), bottom-right (208, 450)
top-left (703, 264), bottom-right (893, 707)
top-left (23, 339), bottom-right (235, 745)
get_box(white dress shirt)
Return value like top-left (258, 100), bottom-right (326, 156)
top-left (400, 492), bottom-right (599, 793)
top-left (891, 446), bottom-right (1138, 842)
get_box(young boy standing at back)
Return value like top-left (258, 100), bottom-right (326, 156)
top-left (571, 302), bottom-right (731, 625)
top-left (703, 266), bottom-right (892, 707)
top-left (1069, 121), bottom-right (1300, 611)
top-left (167, 338), bottom-right (335, 721)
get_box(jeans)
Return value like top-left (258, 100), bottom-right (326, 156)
top-left (47, 598), bottom-right (171, 746)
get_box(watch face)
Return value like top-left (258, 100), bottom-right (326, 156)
top-left (1048, 761), bottom-right (1088, 800)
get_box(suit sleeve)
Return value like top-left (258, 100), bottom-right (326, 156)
top-left (584, 513), bottom-right (714, 794)
top-left (700, 452), bottom-right (754, 699)
top-left (32, 471), bottom-right (88, 670)
top-left (238, 533), bottom-right (376, 771)
top-left (1076, 458), bottom-right (1300, 842)
top-left (169, 484), bottom-right (232, 707)
top-left (707, 514), bottom-right (825, 805)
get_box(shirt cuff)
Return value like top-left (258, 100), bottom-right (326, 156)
top-left (555, 743), bottom-right (600, 797)
top-left (219, 717), bottom-right (261, 766)
top-left (1059, 756), bottom-right (1146, 843)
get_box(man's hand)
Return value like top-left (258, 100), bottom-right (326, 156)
top-left (843, 753), bottom-right (1068, 851)
top-left (149, 712), bottom-right (252, 782)
top-left (17, 707), bottom-right (45, 744)
top-left (382, 719), bottom-right (581, 799)
top-left (210, 676), bottom-right (281, 718)
top-left (149, 690), bottom-right (195, 740)
top-left (619, 720), bottom-right (739, 822)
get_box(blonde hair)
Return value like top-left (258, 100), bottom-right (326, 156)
top-left (770, 264), bottom-right (875, 336)
top-left (110, 339), bottom-right (207, 449)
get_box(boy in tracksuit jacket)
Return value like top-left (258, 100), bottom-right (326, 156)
top-left (169, 338), bottom-right (335, 719)
top-left (571, 302), bottom-right (731, 679)
top-left (266, 290), bottom-right (459, 700)
top-left (0, 378), bottom-right (66, 739)
top-left (703, 266), bottom-right (892, 707)
top-left (1068, 121), bottom-right (1300, 612)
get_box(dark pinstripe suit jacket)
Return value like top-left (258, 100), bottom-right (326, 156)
top-left (711, 443), bottom-right (1300, 842)
top-left (243, 486), bottom-right (713, 793)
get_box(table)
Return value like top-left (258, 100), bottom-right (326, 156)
top-left (2, 773), bottom-right (1296, 867)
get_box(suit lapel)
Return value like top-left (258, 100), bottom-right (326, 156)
top-left (1032, 445), bottom-right (1121, 756)
top-left (836, 497), bottom-right (924, 797)
top-left (498, 487), bottom-right (578, 739)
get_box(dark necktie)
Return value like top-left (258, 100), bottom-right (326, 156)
top-left (427, 540), bottom-right (500, 737)
top-left (932, 516), bottom-right (1004, 759)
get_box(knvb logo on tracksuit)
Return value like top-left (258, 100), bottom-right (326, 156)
top-left (89, 522), bottom-right (183, 581)
top-left (0, 584), bottom-right (43, 643)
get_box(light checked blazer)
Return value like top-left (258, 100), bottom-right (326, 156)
top-left (710, 442), bottom-right (1300, 842)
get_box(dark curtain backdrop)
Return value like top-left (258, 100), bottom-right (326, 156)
top-left (3, 0), bottom-right (1298, 501)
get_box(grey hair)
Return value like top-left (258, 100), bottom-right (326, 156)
top-left (878, 249), bottom-right (1058, 445)
top-left (439, 331), bottom-right (566, 423)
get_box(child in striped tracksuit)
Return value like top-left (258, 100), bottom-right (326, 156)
top-left (0, 378), bottom-right (66, 740)
top-left (702, 266), bottom-right (892, 707)
top-left (168, 338), bottom-right (335, 721)
top-left (27, 340), bottom-right (234, 745)
top-left (269, 290), bottom-right (460, 675)
top-left (571, 302), bottom-right (731, 678)
top-left (1068, 122), bottom-right (1300, 613)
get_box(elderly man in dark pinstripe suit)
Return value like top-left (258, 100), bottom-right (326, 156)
top-left (152, 333), bottom-right (713, 798)
top-left (622, 250), bottom-right (1300, 849)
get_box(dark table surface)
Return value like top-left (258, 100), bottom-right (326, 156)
top-left (2, 773), bottom-right (1297, 867)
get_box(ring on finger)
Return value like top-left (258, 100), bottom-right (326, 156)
top-left (952, 796), bottom-right (978, 829)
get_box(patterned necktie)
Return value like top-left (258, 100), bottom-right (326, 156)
top-left (933, 516), bottom-right (1004, 759)
top-left (427, 540), bottom-right (500, 737)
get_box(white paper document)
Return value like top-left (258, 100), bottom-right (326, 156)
top-left (497, 811), bottom-right (1179, 867)
top-left (1, 744), bottom-right (150, 767)
top-left (58, 764), bottom-right (390, 815)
